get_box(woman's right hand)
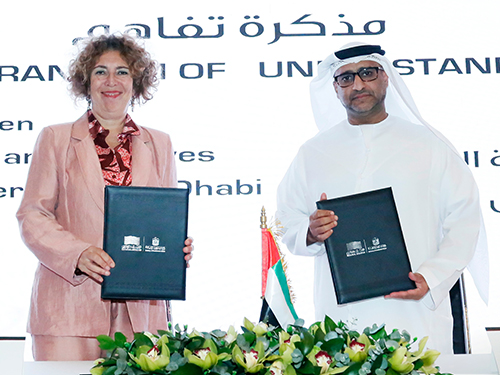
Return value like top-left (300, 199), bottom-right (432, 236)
top-left (76, 246), bottom-right (115, 283)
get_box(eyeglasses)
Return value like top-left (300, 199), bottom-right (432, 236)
top-left (333, 67), bottom-right (384, 88)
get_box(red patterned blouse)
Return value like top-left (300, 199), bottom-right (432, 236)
top-left (88, 110), bottom-right (140, 186)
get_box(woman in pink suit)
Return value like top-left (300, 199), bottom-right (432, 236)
top-left (17, 34), bottom-right (193, 361)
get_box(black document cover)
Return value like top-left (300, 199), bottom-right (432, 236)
top-left (316, 187), bottom-right (415, 304)
top-left (101, 186), bottom-right (188, 300)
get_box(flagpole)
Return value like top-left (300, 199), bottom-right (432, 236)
top-left (260, 206), bottom-right (267, 229)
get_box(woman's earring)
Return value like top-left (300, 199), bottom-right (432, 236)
top-left (86, 96), bottom-right (91, 111)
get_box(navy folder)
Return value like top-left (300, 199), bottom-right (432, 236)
top-left (101, 186), bottom-right (189, 300)
top-left (316, 187), bottom-right (415, 304)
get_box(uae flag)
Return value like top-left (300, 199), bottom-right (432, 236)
top-left (259, 209), bottom-right (298, 328)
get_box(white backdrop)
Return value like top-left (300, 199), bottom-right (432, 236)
top-left (1, 0), bottom-right (499, 358)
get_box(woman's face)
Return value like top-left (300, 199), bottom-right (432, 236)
top-left (89, 50), bottom-right (134, 122)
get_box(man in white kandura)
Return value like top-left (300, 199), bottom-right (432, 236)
top-left (276, 43), bottom-right (489, 353)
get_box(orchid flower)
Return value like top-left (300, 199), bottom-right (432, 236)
top-left (130, 336), bottom-right (170, 372)
top-left (185, 338), bottom-right (230, 370)
top-left (232, 340), bottom-right (265, 373)
top-left (224, 325), bottom-right (238, 344)
top-left (89, 358), bottom-right (105, 375)
top-left (419, 349), bottom-right (441, 374)
top-left (345, 334), bottom-right (371, 362)
top-left (388, 346), bottom-right (414, 374)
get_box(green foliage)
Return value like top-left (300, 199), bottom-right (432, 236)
top-left (90, 317), bottom-right (446, 375)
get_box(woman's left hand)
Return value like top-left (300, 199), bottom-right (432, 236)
top-left (183, 237), bottom-right (194, 267)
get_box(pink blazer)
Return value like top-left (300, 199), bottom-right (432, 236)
top-left (17, 113), bottom-right (177, 337)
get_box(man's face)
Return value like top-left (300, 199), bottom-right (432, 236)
top-left (333, 60), bottom-right (389, 124)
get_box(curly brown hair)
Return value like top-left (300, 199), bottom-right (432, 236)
top-left (68, 34), bottom-right (158, 103)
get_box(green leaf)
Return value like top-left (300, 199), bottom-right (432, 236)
top-left (401, 331), bottom-right (411, 343)
top-left (157, 330), bottom-right (169, 337)
top-left (166, 362), bottom-right (179, 372)
top-left (211, 329), bottom-right (226, 338)
top-left (371, 354), bottom-right (384, 371)
top-left (344, 362), bottom-right (363, 375)
top-left (413, 358), bottom-right (424, 370)
top-left (385, 340), bottom-right (400, 351)
top-left (185, 336), bottom-right (205, 351)
top-left (388, 331), bottom-right (401, 341)
top-left (386, 368), bottom-right (399, 375)
top-left (102, 366), bottom-right (118, 375)
top-left (97, 335), bottom-right (118, 351)
top-left (294, 318), bottom-right (305, 327)
top-left (132, 333), bottom-right (154, 349)
top-left (370, 326), bottom-right (388, 341)
top-left (236, 335), bottom-right (250, 352)
top-left (291, 348), bottom-right (304, 364)
top-left (242, 331), bottom-right (256, 344)
top-left (171, 363), bottom-right (204, 375)
top-left (167, 339), bottom-right (182, 352)
top-left (300, 331), bottom-right (314, 355)
top-left (324, 316), bottom-right (338, 333)
top-left (348, 330), bottom-right (360, 339)
top-left (115, 358), bottom-right (127, 374)
top-left (314, 326), bottom-right (326, 343)
top-left (114, 332), bottom-right (128, 348)
top-left (322, 337), bottom-right (344, 355)
top-left (297, 360), bottom-right (321, 375)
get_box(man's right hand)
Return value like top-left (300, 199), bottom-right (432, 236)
top-left (306, 193), bottom-right (338, 246)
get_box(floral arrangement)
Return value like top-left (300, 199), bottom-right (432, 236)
top-left (90, 316), bottom-right (448, 375)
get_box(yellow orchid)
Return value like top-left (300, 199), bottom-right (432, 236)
top-left (388, 346), bottom-right (414, 374)
top-left (306, 346), bottom-right (338, 374)
top-left (254, 322), bottom-right (269, 336)
top-left (309, 322), bottom-right (323, 337)
top-left (89, 358), bottom-right (105, 375)
top-left (279, 331), bottom-right (301, 346)
top-left (188, 329), bottom-right (205, 338)
top-left (269, 359), bottom-right (297, 375)
top-left (184, 347), bottom-right (218, 370)
top-left (225, 325), bottom-right (238, 344)
top-left (232, 341), bottom-right (265, 373)
top-left (408, 336), bottom-right (429, 359)
top-left (405, 336), bottom-right (440, 373)
top-left (242, 318), bottom-right (269, 337)
top-left (315, 351), bottom-right (333, 373)
top-left (130, 336), bottom-right (170, 372)
top-left (419, 349), bottom-right (441, 374)
top-left (345, 334), bottom-right (371, 362)
top-left (279, 331), bottom-right (301, 361)
top-left (243, 317), bottom-right (256, 331)
top-left (185, 338), bottom-right (230, 370)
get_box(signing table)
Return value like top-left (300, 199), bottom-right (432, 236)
top-left (3, 335), bottom-right (500, 375)
top-left (15, 355), bottom-right (499, 375)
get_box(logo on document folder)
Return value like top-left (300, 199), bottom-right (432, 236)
top-left (367, 236), bottom-right (387, 253)
top-left (145, 237), bottom-right (166, 253)
top-left (346, 241), bottom-right (366, 257)
top-left (346, 237), bottom-right (387, 257)
top-left (121, 236), bottom-right (142, 252)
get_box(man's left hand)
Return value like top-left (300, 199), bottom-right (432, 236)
top-left (385, 272), bottom-right (429, 300)
top-left (183, 237), bottom-right (194, 268)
